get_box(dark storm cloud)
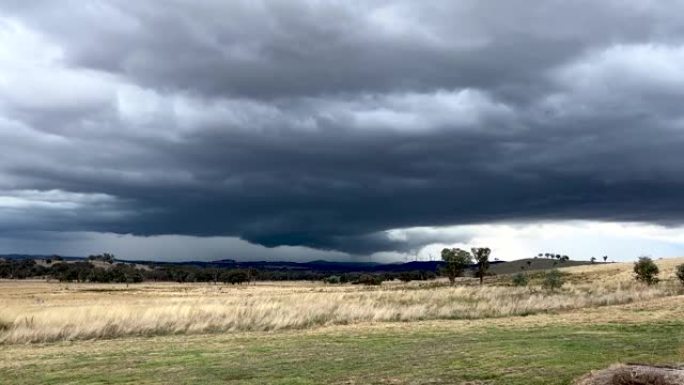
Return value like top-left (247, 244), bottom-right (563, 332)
top-left (2, 1), bottom-right (684, 256)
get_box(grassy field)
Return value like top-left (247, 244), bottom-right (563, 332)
top-left (488, 257), bottom-right (592, 274)
top-left (1, 258), bottom-right (683, 384)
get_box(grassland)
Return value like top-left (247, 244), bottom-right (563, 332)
top-left (488, 257), bottom-right (592, 274)
top-left (1, 258), bottom-right (683, 384)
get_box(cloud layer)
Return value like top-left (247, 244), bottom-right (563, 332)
top-left (2, 1), bottom-right (684, 258)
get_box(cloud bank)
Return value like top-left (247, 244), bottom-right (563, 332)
top-left (2, 1), bottom-right (684, 260)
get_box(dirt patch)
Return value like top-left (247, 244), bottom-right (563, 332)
top-left (575, 364), bottom-right (684, 385)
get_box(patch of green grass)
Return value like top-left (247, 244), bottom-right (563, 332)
top-left (1, 322), bottom-right (683, 385)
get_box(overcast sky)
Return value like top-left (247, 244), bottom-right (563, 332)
top-left (2, 1), bottom-right (684, 262)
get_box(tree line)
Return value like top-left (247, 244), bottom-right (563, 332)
top-left (0, 257), bottom-right (437, 284)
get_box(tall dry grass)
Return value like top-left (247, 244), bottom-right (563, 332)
top-left (1, 258), bottom-right (683, 344)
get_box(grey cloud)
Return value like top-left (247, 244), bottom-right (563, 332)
top-left (1, 1), bottom-right (684, 257)
top-left (6, 1), bottom-right (682, 99)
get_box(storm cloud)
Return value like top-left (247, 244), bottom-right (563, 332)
top-left (2, 1), bottom-right (684, 259)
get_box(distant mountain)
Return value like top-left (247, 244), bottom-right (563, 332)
top-left (1, 254), bottom-right (593, 275)
top-left (68, 256), bottom-right (446, 273)
top-left (0, 254), bottom-right (83, 261)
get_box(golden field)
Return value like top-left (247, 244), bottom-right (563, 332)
top-left (1, 257), bottom-right (683, 345)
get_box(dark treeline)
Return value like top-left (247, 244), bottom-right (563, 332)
top-left (0, 257), bottom-right (438, 284)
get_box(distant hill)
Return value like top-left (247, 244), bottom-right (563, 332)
top-left (489, 258), bottom-right (594, 275)
top-left (1, 254), bottom-right (593, 275)
top-left (0, 254), bottom-right (83, 261)
top-left (145, 259), bottom-right (446, 273)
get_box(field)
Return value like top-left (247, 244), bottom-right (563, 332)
top-left (1, 258), bottom-right (684, 384)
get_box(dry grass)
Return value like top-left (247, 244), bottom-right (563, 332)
top-left (1, 258), bottom-right (683, 344)
top-left (574, 364), bottom-right (684, 385)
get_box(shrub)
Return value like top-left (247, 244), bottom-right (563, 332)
top-left (676, 264), bottom-right (684, 286)
top-left (323, 275), bottom-right (341, 284)
top-left (398, 272), bottom-right (413, 282)
top-left (512, 273), bottom-right (529, 287)
top-left (397, 270), bottom-right (436, 282)
top-left (354, 274), bottom-right (384, 285)
top-left (634, 256), bottom-right (659, 285)
top-left (221, 269), bottom-right (249, 285)
top-left (542, 269), bottom-right (564, 291)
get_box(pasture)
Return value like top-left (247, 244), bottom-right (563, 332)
top-left (1, 258), bottom-right (684, 384)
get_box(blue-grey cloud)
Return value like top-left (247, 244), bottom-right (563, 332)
top-left (1, 1), bottom-right (684, 257)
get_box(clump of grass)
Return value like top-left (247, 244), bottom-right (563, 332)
top-left (575, 364), bottom-right (684, 385)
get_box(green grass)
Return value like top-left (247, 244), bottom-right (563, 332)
top-left (1, 321), bottom-right (683, 385)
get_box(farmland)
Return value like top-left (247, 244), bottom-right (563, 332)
top-left (1, 258), bottom-right (683, 384)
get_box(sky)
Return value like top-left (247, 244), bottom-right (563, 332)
top-left (2, 1), bottom-right (684, 262)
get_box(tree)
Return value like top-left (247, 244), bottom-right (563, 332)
top-left (526, 260), bottom-right (532, 267)
top-left (472, 247), bottom-right (491, 285)
top-left (676, 264), bottom-right (684, 286)
top-left (633, 256), bottom-right (659, 285)
top-left (603, 255), bottom-right (608, 263)
top-left (398, 272), bottom-right (414, 282)
top-left (590, 257), bottom-right (596, 264)
top-left (222, 269), bottom-right (249, 285)
top-left (246, 267), bottom-right (258, 285)
top-left (542, 269), bottom-right (564, 291)
top-left (441, 248), bottom-right (472, 285)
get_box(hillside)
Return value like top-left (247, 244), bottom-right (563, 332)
top-left (489, 258), bottom-right (594, 275)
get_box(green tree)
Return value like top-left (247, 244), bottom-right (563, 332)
top-left (441, 248), bottom-right (472, 285)
top-left (634, 256), bottom-right (659, 285)
top-left (472, 247), bottom-right (491, 285)
top-left (222, 269), bottom-right (249, 285)
top-left (590, 257), bottom-right (596, 264)
top-left (542, 269), bottom-right (564, 291)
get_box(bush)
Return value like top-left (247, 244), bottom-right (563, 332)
top-left (634, 256), bottom-right (659, 285)
top-left (221, 269), bottom-right (249, 285)
top-left (676, 264), bottom-right (684, 286)
top-left (323, 275), bottom-right (341, 284)
top-left (397, 270), bottom-right (436, 282)
top-left (512, 273), bottom-right (529, 287)
top-left (542, 269), bottom-right (564, 291)
top-left (354, 274), bottom-right (384, 286)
